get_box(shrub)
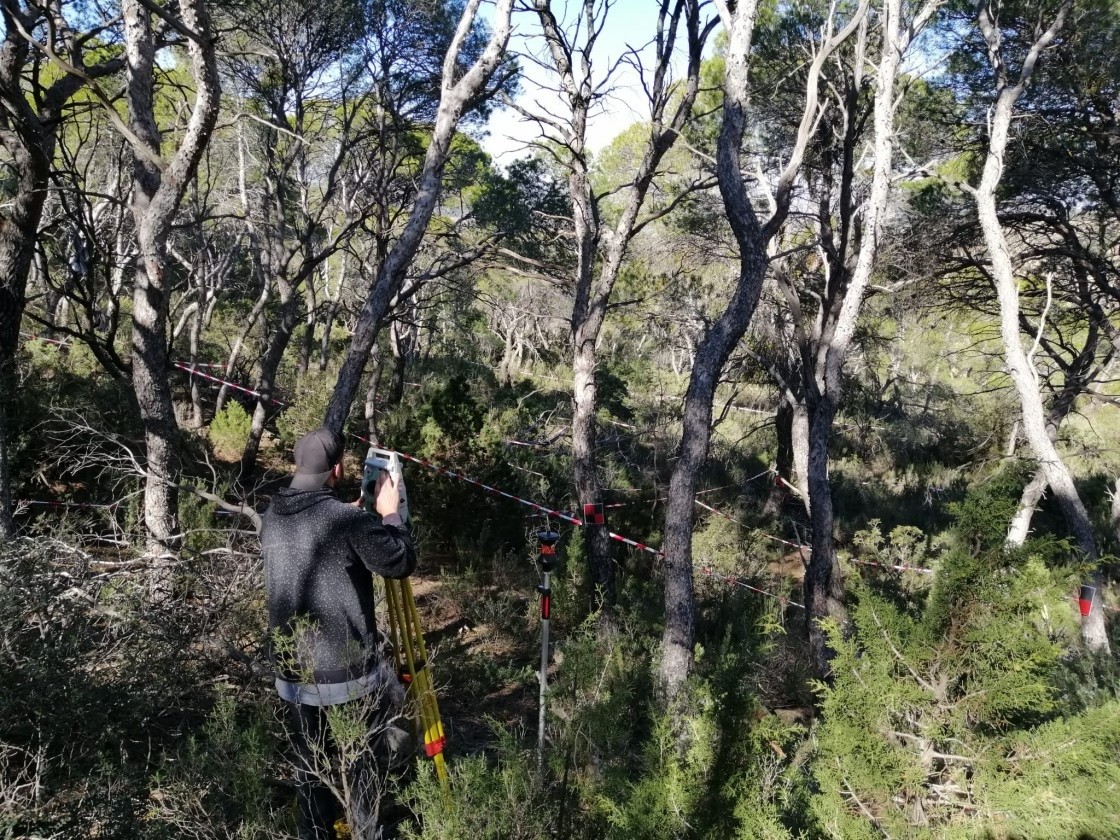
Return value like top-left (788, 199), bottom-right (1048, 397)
top-left (210, 402), bottom-right (253, 461)
top-left (807, 541), bottom-right (1113, 838)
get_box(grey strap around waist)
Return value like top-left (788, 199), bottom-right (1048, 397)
top-left (276, 661), bottom-right (394, 707)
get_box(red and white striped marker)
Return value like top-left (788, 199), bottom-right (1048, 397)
top-left (170, 361), bottom-right (288, 406)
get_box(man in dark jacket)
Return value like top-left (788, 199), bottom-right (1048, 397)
top-left (262, 427), bottom-right (416, 840)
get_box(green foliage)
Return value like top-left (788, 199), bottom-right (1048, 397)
top-left (144, 693), bottom-right (281, 839)
top-left (276, 371), bottom-right (336, 450)
top-left (970, 700), bottom-right (1120, 839)
top-left (401, 728), bottom-right (552, 839)
top-left (179, 491), bottom-right (226, 555)
top-left (947, 464), bottom-right (1033, 554)
top-left (473, 156), bottom-right (571, 262)
top-left (851, 519), bottom-right (939, 573)
top-left (809, 542), bottom-right (1110, 838)
top-left (209, 401), bottom-right (252, 460)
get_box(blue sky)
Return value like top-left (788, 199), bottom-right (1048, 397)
top-left (479, 0), bottom-right (707, 163)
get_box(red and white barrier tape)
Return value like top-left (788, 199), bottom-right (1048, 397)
top-left (850, 558), bottom-right (935, 575)
top-left (169, 361), bottom-right (288, 406)
top-left (699, 564), bottom-right (804, 609)
top-left (350, 437), bottom-right (803, 607)
top-left (692, 499), bottom-right (810, 552)
top-left (21, 331), bottom-right (71, 348)
top-left (350, 434), bottom-right (583, 527)
top-left (8, 339), bottom-right (936, 610)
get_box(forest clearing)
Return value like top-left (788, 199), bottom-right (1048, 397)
top-left (1, 0), bottom-right (1119, 837)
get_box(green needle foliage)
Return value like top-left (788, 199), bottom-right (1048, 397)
top-left (810, 487), bottom-right (1119, 839)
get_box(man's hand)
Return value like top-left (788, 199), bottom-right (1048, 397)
top-left (373, 470), bottom-right (401, 518)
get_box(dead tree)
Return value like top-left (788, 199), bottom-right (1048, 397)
top-left (516, 0), bottom-right (712, 612)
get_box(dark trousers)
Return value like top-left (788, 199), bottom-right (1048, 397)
top-left (287, 699), bottom-right (404, 840)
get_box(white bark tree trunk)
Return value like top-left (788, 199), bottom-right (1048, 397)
top-left (802, 0), bottom-right (908, 678)
top-left (971, 0), bottom-right (1106, 652)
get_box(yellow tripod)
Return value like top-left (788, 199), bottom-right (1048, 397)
top-left (364, 451), bottom-right (449, 790)
top-left (383, 576), bottom-right (448, 788)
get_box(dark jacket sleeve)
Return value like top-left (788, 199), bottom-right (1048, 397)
top-left (346, 510), bottom-right (417, 579)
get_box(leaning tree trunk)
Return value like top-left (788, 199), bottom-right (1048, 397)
top-left (1006, 382), bottom-right (1084, 547)
top-left (971, 0), bottom-right (1106, 652)
top-left (323, 0), bottom-right (514, 433)
top-left (1006, 469), bottom-right (1050, 547)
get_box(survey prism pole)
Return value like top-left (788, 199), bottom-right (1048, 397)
top-left (535, 530), bottom-right (559, 770)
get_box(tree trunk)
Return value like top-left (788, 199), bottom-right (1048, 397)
top-left (241, 288), bottom-right (299, 474)
top-left (572, 325), bottom-right (614, 609)
top-left (0, 372), bottom-right (14, 540)
top-left (319, 252), bottom-right (347, 372)
top-left (125, 0), bottom-right (178, 555)
top-left (803, 393), bottom-right (848, 674)
top-left (215, 279), bottom-right (269, 414)
top-left (531, 0), bottom-right (709, 617)
top-left (0, 30), bottom-right (48, 540)
top-left (365, 349), bottom-right (383, 441)
top-left (323, 0), bottom-right (514, 433)
top-left (791, 398), bottom-right (811, 512)
top-left (187, 296), bottom-right (206, 428)
top-left (1006, 388), bottom-right (1083, 548)
top-left (1111, 477), bottom-right (1120, 546)
top-left (123, 0), bottom-right (221, 556)
top-left (661, 0), bottom-right (869, 697)
top-left (801, 0), bottom-right (905, 678)
top-left (660, 0), bottom-right (768, 701)
top-left (0, 5), bottom-right (128, 538)
top-left (298, 275), bottom-right (317, 378)
top-left (971, 0), bottom-right (1105, 652)
top-left (766, 400), bottom-right (795, 515)
top-left (0, 139), bottom-right (45, 540)
top-left (1006, 468), bottom-right (1048, 547)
